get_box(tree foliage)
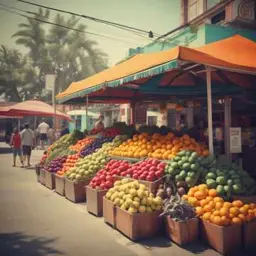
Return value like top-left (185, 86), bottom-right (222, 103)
top-left (0, 8), bottom-right (108, 101)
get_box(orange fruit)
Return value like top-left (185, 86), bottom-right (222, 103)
top-left (244, 204), bottom-right (250, 211)
top-left (204, 204), bottom-right (213, 213)
top-left (223, 202), bottom-right (232, 209)
top-left (221, 216), bottom-right (230, 226)
top-left (230, 207), bottom-right (240, 216)
top-left (231, 217), bottom-right (242, 225)
top-left (212, 216), bottom-right (222, 226)
top-left (188, 197), bottom-right (199, 207)
top-left (219, 207), bottom-right (229, 217)
top-left (215, 202), bottom-right (223, 210)
top-left (250, 203), bottom-right (256, 209)
top-left (195, 207), bottom-right (204, 216)
top-left (238, 214), bottom-right (246, 222)
top-left (208, 189), bottom-right (217, 197)
top-left (182, 195), bottom-right (189, 201)
top-left (200, 199), bottom-right (208, 208)
top-left (198, 184), bottom-right (208, 191)
top-left (194, 191), bottom-right (207, 200)
top-left (202, 212), bottom-right (211, 221)
top-left (229, 213), bottom-right (235, 219)
top-left (213, 210), bottom-right (220, 216)
top-left (213, 197), bottom-right (224, 203)
top-left (232, 200), bottom-right (243, 208)
top-left (205, 196), bottom-right (214, 203)
top-left (239, 206), bottom-right (248, 214)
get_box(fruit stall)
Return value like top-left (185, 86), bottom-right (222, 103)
top-left (36, 124), bottom-right (256, 255)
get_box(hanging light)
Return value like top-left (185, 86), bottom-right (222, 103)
top-left (218, 98), bottom-right (225, 104)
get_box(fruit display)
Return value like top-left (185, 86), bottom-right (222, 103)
top-left (56, 154), bottom-right (80, 176)
top-left (183, 184), bottom-right (256, 226)
top-left (65, 136), bottom-right (128, 183)
top-left (79, 137), bottom-right (114, 157)
top-left (200, 162), bottom-right (256, 198)
top-left (121, 159), bottom-right (166, 181)
top-left (39, 153), bottom-right (47, 166)
top-left (89, 160), bottom-right (131, 190)
top-left (105, 178), bottom-right (163, 213)
top-left (102, 127), bottom-right (121, 137)
top-left (110, 133), bottom-right (209, 160)
top-left (45, 155), bottom-right (67, 173)
top-left (69, 137), bottom-right (94, 152)
top-left (159, 193), bottom-right (196, 221)
top-left (164, 150), bottom-right (214, 188)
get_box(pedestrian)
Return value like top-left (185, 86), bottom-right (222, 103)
top-left (37, 119), bottom-right (49, 150)
top-left (47, 126), bottom-right (55, 145)
top-left (94, 115), bottom-right (105, 130)
top-left (9, 128), bottom-right (24, 167)
top-left (21, 123), bottom-right (35, 167)
top-left (60, 124), bottom-right (70, 137)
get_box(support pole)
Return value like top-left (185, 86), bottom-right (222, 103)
top-left (52, 81), bottom-right (57, 132)
top-left (18, 119), bottom-right (21, 131)
top-left (206, 66), bottom-right (214, 155)
top-left (86, 94), bottom-right (89, 130)
top-left (224, 96), bottom-right (231, 163)
top-left (130, 102), bottom-right (136, 125)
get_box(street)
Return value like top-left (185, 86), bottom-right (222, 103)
top-left (0, 144), bottom-right (253, 256)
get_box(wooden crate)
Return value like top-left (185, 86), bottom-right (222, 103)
top-left (86, 186), bottom-right (108, 217)
top-left (39, 168), bottom-right (46, 185)
top-left (45, 171), bottom-right (56, 190)
top-left (103, 197), bottom-right (116, 227)
top-left (243, 220), bottom-right (256, 248)
top-left (55, 174), bottom-right (65, 196)
top-left (165, 216), bottom-right (199, 246)
top-left (200, 220), bottom-right (242, 255)
top-left (115, 207), bottom-right (162, 241)
top-left (232, 195), bottom-right (256, 204)
top-left (64, 178), bottom-right (88, 203)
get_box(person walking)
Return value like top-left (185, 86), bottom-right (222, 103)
top-left (47, 126), bottom-right (55, 145)
top-left (21, 123), bottom-right (35, 167)
top-left (9, 128), bottom-right (24, 167)
top-left (37, 119), bottom-right (49, 150)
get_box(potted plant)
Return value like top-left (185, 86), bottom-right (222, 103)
top-left (160, 193), bottom-right (198, 246)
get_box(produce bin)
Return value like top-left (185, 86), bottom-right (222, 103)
top-left (86, 186), bottom-right (108, 217)
top-left (45, 171), bottom-right (55, 190)
top-left (35, 164), bottom-right (40, 182)
top-left (232, 195), bottom-right (256, 204)
top-left (64, 178), bottom-right (88, 203)
top-left (165, 216), bottom-right (199, 246)
top-left (115, 208), bottom-right (162, 241)
top-left (138, 177), bottom-right (164, 195)
top-left (55, 174), bottom-right (65, 196)
top-left (200, 220), bottom-right (242, 255)
top-left (39, 168), bottom-right (46, 185)
top-left (103, 197), bottom-right (116, 227)
top-left (243, 220), bottom-right (256, 248)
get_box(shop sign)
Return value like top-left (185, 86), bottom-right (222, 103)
top-left (135, 105), bottom-right (147, 124)
top-left (230, 127), bottom-right (242, 153)
top-left (45, 74), bottom-right (56, 91)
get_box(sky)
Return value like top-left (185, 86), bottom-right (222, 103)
top-left (0, 0), bottom-right (180, 66)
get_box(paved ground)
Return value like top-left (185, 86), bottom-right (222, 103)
top-left (0, 143), bottom-right (254, 256)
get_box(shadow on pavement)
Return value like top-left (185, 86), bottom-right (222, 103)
top-left (0, 232), bottom-right (64, 256)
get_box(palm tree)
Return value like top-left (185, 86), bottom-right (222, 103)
top-left (13, 9), bottom-right (108, 98)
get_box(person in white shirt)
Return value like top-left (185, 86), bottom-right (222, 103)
top-left (21, 123), bottom-right (35, 167)
top-left (37, 119), bottom-right (49, 150)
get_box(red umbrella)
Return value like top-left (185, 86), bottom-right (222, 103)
top-left (0, 100), bottom-right (72, 121)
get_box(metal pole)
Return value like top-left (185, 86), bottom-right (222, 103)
top-left (224, 96), bottom-right (231, 163)
top-left (86, 94), bottom-right (89, 130)
top-left (206, 66), bottom-right (214, 155)
top-left (18, 119), bottom-right (21, 131)
top-left (52, 80), bottom-right (57, 132)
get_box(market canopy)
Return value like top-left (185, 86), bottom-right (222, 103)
top-left (57, 35), bottom-right (256, 104)
top-left (0, 100), bottom-right (72, 121)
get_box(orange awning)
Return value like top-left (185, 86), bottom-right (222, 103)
top-left (57, 35), bottom-right (256, 103)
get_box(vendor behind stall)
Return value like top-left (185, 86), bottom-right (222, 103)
top-left (94, 115), bottom-right (105, 130)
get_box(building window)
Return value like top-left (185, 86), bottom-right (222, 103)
top-left (188, 0), bottom-right (204, 21)
top-left (148, 116), bottom-right (157, 126)
top-left (207, 0), bottom-right (222, 10)
top-left (211, 10), bottom-right (226, 24)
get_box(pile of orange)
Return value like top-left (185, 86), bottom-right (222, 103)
top-left (183, 184), bottom-right (256, 226)
top-left (69, 137), bottom-right (94, 152)
top-left (56, 154), bottom-right (80, 176)
top-left (110, 132), bottom-right (209, 159)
